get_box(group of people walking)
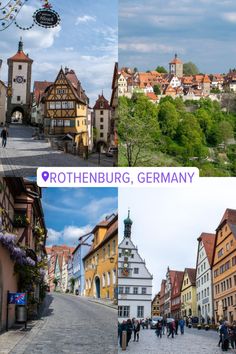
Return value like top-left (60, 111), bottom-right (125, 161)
top-left (118, 318), bottom-right (141, 348)
top-left (218, 321), bottom-right (236, 351)
top-left (155, 318), bottom-right (185, 339)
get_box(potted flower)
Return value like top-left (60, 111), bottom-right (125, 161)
top-left (13, 214), bottom-right (30, 228)
top-left (205, 324), bottom-right (210, 331)
top-left (197, 324), bottom-right (202, 330)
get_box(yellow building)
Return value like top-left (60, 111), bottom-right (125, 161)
top-left (212, 209), bottom-right (236, 324)
top-left (44, 68), bottom-right (88, 149)
top-left (152, 292), bottom-right (161, 317)
top-left (181, 268), bottom-right (197, 319)
top-left (83, 214), bottom-right (118, 301)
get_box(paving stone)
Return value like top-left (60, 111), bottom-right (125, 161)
top-left (0, 125), bottom-right (113, 176)
top-left (118, 327), bottom-right (231, 354)
top-left (0, 293), bottom-right (117, 354)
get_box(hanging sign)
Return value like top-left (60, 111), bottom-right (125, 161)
top-left (33, 8), bottom-right (60, 28)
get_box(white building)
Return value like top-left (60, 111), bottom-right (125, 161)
top-left (118, 212), bottom-right (153, 322)
top-left (118, 73), bottom-right (128, 96)
top-left (196, 232), bottom-right (216, 323)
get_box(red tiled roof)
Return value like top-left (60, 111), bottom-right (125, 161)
top-left (34, 81), bottom-right (53, 105)
top-left (219, 208), bottom-right (236, 226)
top-left (8, 50), bottom-right (33, 63)
top-left (185, 268), bottom-right (196, 285)
top-left (197, 232), bottom-right (216, 266)
top-left (93, 93), bottom-right (110, 110)
top-left (146, 92), bottom-right (158, 101)
top-left (170, 55), bottom-right (183, 65)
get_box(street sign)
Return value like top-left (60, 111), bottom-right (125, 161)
top-left (8, 292), bottom-right (27, 305)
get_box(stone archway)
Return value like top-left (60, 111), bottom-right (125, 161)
top-left (11, 107), bottom-right (24, 124)
top-left (96, 140), bottom-right (107, 153)
top-left (95, 276), bottom-right (100, 299)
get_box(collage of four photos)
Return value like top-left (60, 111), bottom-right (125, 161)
top-left (0, 0), bottom-right (236, 353)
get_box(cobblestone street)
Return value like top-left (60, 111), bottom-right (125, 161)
top-left (0, 293), bottom-right (117, 354)
top-left (0, 125), bottom-right (113, 176)
top-left (119, 328), bottom-right (235, 354)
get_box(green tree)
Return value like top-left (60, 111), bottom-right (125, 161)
top-left (176, 113), bottom-right (207, 159)
top-left (218, 121), bottom-right (234, 148)
top-left (153, 84), bottom-right (161, 95)
top-left (183, 62), bottom-right (199, 75)
top-left (118, 95), bottom-right (160, 166)
top-left (158, 101), bottom-right (179, 138)
top-left (155, 66), bottom-right (167, 73)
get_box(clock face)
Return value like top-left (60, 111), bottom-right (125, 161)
top-left (16, 76), bottom-right (24, 84)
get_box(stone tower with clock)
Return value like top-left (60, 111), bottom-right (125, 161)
top-left (6, 39), bottom-right (33, 124)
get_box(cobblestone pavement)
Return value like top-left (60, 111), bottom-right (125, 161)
top-left (0, 293), bottom-right (117, 354)
top-left (0, 125), bottom-right (113, 176)
top-left (119, 328), bottom-right (236, 354)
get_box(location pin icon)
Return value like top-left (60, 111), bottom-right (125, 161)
top-left (42, 171), bottom-right (49, 182)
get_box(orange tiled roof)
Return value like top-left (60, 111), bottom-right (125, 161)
top-left (146, 92), bottom-right (158, 101)
top-left (8, 50), bottom-right (33, 63)
top-left (34, 81), bottom-right (53, 105)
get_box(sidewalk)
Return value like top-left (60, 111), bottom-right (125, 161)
top-left (88, 297), bottom-right (117, 310)
top-left (0, 296), bottom-right (51, 354)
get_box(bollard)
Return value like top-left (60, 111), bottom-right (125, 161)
top-left (122, 330), bottom-right (127, 351)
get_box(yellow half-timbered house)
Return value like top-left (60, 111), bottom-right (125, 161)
top-left (44, 68), bottom-right (89, 148)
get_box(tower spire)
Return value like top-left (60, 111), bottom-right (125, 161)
top-left (18, 37), bottom-right (23, 52)
top-left (124, 209), bottom-right (133, 238)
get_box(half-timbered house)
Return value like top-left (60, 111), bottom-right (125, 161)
top-left (44, 68), bottom-right (89, 149)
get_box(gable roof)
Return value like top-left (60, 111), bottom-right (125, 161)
top-left (34, 81), bottom-right (53, 105)
top-left (197, 232), bottom-right (216, 266)
top-left (185, 268), bottom-right (196, 285)
top-left (93, 93), bottom-right (110, 110)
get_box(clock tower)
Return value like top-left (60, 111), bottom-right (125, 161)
top-left (6, 38), bottom-right (33, 124)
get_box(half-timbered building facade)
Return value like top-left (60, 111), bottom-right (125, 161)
top-left (44, 68), bottom-right (89, 148)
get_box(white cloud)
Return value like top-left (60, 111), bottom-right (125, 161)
top-left (222, 12), bottom-right (236, 23)
top-left (81, 197), bottom-right (118, 216)
top-left (119, 41), bottom-right (179, 54)
top-left (75, 15), bottom-right (96, 25)
top-left (47, 225), bottom-right (92, 246)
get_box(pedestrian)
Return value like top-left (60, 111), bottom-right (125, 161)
top-left (162, 318), bottom-right (166, 335)
top-left (220, 321), bottom-right (229, 352)
top-left (155, 320), bottom-right (162, 338)
top-left (168, 321), bottom-right (175, 338)
top-left (119, 321), bottom-right (127, 348)
top-left (179, 318), bottom-right (185, 335)
top-left (175, 318), bottom-right (179, 335)
top-left (145, 318), bottom-right (149, 329)
top-left (229, 322), bottom-right (236, 349)
top-left (126, 319), bottom-right (133, 346)
top-left (133, 320), bottom-right (140, 342)
top-left (218, 321), bottom-right (223, 348)
top-left (1, 127), bottom-right (8, 148)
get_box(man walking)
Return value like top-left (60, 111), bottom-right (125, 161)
top-left (1, 127), bottom-right (8, 148)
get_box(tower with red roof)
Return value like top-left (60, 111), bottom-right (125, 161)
top-left (6, 38), bottom-right (33, 124)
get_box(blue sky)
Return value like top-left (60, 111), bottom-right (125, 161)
top-left (42, 187), bottom-right (118, 246)
top-left (0, 0), bottom-right (117, 104)
top-left (119, 0), bottom-right (236, 74)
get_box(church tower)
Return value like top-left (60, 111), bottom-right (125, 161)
top-left (169, 53), bottom-right (183, 78)
top-left (6, 38), bottom-right (33, 124)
